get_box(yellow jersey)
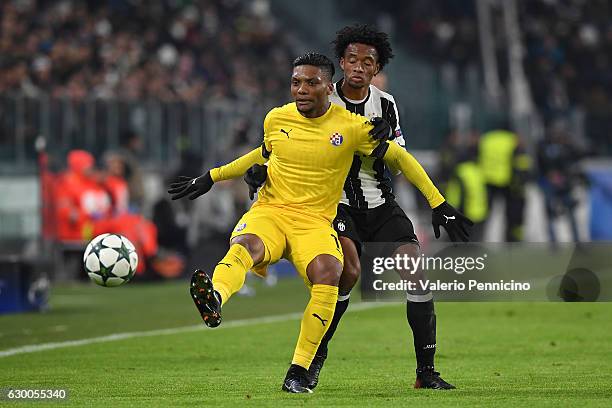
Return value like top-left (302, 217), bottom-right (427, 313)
top-left (210, 102), bottom-right (445, 221)
top-left (256, 102), bottom-right (378, 223)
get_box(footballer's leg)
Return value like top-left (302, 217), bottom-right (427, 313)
top-left (191, 207), bottom-right (284, 328)
top-left (373, 202), bottom-right (455, 389)
top-left (307, 235), bottom-right (360, 389)
top-left (307, 205), bottom-right (361, 389)
top-left (283, 254), bottom-right (341, 393)
top-left (282, 224), bottom-right (343, 393)
top-left (394, 243), bottom-right (453, 389)
top-left (190, 234), bottom-right (263, 327)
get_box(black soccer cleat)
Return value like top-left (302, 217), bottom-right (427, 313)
top-left (414, 366), bottom-right (456, 390)
top-left (306, 354), bottom-right (327, 390)
top-left (282, 364), bottom-right (313, 394)
top-left (190, 269), bottom-right (222, 328)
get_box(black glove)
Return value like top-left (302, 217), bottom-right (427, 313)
top-left (244, 164), bottom-right (268, 200)
top-left (431, 201), bottom-right (474, 242)
top-left (167, 171), bottom-right (214, 200)
top-left (369, 116), bottom-right (393, 141)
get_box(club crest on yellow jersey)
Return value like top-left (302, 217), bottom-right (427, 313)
top-left (330, 132), bottom-right (344, 146)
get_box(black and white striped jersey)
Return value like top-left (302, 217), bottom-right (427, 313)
top-left (330, 79), bottom-right (406, 209)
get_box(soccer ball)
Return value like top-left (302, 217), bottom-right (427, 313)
top-left (83, 233), bottom-right (138, 287)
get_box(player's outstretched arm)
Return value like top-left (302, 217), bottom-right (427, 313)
top-left (168, 146), bottom-right (267, 200)
top-left (379, 142), bottom-right (444, 207)
top-left (380, 142), bottom-right (474, 242)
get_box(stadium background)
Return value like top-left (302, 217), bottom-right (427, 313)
top-left (2, 0), bottom-right (612, 250)
top-left (0, 1), bottom-right (611, 406)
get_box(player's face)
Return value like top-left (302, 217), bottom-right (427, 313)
top-left (340, 43), bottom-right (380, 89)
top-left (291, 65), bottom-right (333, 118)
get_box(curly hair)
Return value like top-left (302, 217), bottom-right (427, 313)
top-left (333, 24), bottom-right (394, 70)
top-left (293, 52), bottom-right (335, 81)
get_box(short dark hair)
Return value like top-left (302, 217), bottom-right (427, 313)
top-left (293, 52), bottom-right (335, 81)
top-left (333, 24), bottom-right (394, 70)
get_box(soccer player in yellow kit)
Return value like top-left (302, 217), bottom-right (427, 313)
top-left (169, 52), bottom-right (471, 393)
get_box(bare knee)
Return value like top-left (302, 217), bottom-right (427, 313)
top-left (394, 243), bottom-right (421, 280)
top-left (339, 237), bottom-right (360, 294)
top-left (395, 243), bottom-right (419, 258)
top-left (339, 259), bottom-right (360, 295)
top-left (230, 234), bottom-right (265, 264)
top-left (307, 254), bottom-right (342, 286)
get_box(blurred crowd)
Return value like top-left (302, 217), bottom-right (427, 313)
top-left (2, 0), bottom-right (610, 261)
top-left (339, 0), bottom-right (612, 155)
top-left (521, 0), bottom-right (612, 154)
top-left (0, 0), bottom-right (295, 104)
top-left (41, 131), bottom-right (171, 279)
top-left (43, 130), bottom-right (254, 280)
top-left (344, 0), bottom-right (479, 76)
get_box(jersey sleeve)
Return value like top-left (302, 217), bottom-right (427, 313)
top-left (353, 118), bottom-right (380, 156)
top-left (210, 147), bottom-right (267, 182)
top-left (385, 95), bottom-right (405, 174)
top-left (387, 94), bottom-right (405, 148)
top-left (382, 142), bottom-right (445, 208)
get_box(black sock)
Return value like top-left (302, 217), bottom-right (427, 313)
top-left (406, 300), bottom-right (436, 368)
top-left (286, 363), bottom-right (308, 379)
top-left (315, 296), bottom-right (350, 357)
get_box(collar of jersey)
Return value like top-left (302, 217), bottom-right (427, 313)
top-left (292, 102), bottom-right (335, 122)
top-left (335, 78), bottom-right (371, 106)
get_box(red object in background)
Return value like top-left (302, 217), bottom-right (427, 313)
top-left (93, 214), bottom-right (158, 275)
top-left (44, 149), bottom-right (160, 276)
top-left (55, 151), bottom-right (111, 241)
top-left (104, 175), bottom-right (129, 215)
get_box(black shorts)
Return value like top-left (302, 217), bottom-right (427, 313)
top-left (332, 201), bottom-right (419, 256)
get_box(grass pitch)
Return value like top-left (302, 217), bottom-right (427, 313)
top-left (1, 278), bottom-right (611, 407)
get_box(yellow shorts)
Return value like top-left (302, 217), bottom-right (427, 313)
top-left (230, 204), bottom-right (344, 285)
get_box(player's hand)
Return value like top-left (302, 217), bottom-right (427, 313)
top-left (369, 117), bottom-right (393, 141)
top-left (167, 172), bottom-right (214, 200)
top-left (244, 164), bottom-right (267, 200)
top-left (431, 201), bottom-right (474, 242)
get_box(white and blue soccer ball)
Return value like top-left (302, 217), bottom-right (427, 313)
top-left (83, 233), bottom-right (138, 287)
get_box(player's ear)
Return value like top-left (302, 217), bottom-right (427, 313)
top-left (339, 57), bottom-right (345, 71)
top-left (374, 63), bottom-right (381, 76)
top-left (326, 81), bottom-right (333, 95)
